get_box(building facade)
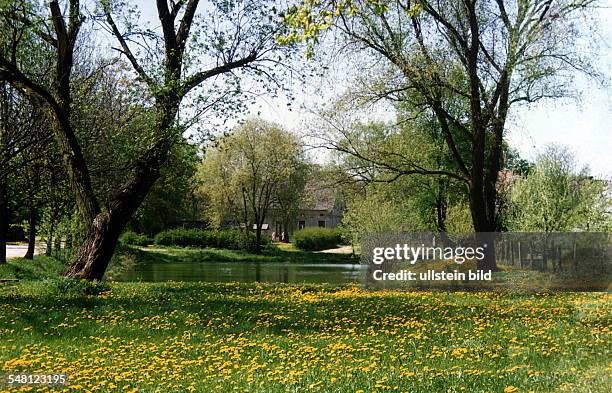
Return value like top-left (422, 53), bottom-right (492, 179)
top-left (265, 186), bottom-right (344, 239)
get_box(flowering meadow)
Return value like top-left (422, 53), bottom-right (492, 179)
top-left (0, 281), bottom-right (610, 393)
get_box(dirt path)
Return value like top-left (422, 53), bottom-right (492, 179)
top-left (317, 245), bottom-right (355, 254)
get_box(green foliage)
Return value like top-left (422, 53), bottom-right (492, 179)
top-left (333, 117), bottom-right (475, 241)
top-left (119, 231), bottom-right (151, 247)
top-left (509, 145), bottom-right (611, 232)
top-left (198, 119), bottom-right (307, 226)
top-left (154, 228), bottom-right (269, 252)
top-left (292, 227), bottom-right (342, 251)
top-left (444, 203), bottom-right (474, 233)
top-left (131, 142), bottom-right (202, 236)
top-left (340, 189), bottom-right (414, 245)
top-left (198, 118), bottom-right (308, 252)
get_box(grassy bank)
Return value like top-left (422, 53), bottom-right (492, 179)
top-left (0, 244), bottom-right (356, 283)
top-left (0, 256), bottom-right (65, 281)
top-left (112, 244), bottom-right (357, 267)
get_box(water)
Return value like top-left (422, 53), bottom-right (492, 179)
top-left (114, 261), bottom-right (366, 284)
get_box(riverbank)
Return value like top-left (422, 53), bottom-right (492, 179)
top-left (0, 264), bottom-right (610, 392)
top-left (100, 246), bottom-right (360, 283)
top-left (134, 244), bottom-right (357, 264)
top-left (0, 245), bottom-right (358, 281)
top-left (106, 245), bottom-right (353, 276)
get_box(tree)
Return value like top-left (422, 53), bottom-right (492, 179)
top-left (0, 80), bottom-right (53, 264)
top-left (270, 160), bottom-right (309, 240)
top-left (130, 142), bottom-right (201, 236)
top-left (0, 0), bottom-right (291, 279)
top-left (198, 119), bottom-right (307, 252)
top-left (311, 100), bottom-right (471, 235)
top-left (509, 145), bottom-right (611, 232)
top-left (284, 0), bottom-right (601, 270)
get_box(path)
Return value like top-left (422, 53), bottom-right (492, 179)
top-left (5, 244), bottom-right (41, 260)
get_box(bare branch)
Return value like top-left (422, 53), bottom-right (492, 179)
top-left (181, 52), bottom-right (258, 95)
top-left (102, 4), bottom-right (155, 87)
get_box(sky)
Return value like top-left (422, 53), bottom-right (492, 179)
top-left (254, 2), bottom-right (612, 179)
top-left (127, 0), bottom-right (611, 178)
top-left (502, 0), bottom-right (612, 179)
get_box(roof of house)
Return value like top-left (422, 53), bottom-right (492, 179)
top-left (299, 183), bottom-right (340, 212)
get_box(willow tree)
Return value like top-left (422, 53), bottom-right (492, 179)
top-left (0, 0), bottom-right (291, 279)
top-left (198, 119), bottom-right (306, 252)
top-left (283, 0), bottom-right (601, 270)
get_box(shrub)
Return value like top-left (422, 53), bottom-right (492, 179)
top-left (292, 227), bottom-right (342, 251)
top-left (154, 228), bottom-right (269, 251)
top-left (119, 231), bottom-right (151, 247)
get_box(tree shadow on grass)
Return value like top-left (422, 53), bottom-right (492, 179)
top-left (1, 282), bottom-right (595, 343)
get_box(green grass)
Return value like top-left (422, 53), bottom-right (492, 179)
top-left (124, 244), bottom-right (357, 266)
top-left (0, 256), bottom-right (609, 392)
top-left (0, 256), bottom-right (66, 281)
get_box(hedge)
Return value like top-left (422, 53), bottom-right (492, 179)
top-left (119, 231), bottom-right (151, 247)
top-left (292, 227), bottom-right (342, 251)
top-left (154, 228), bottom-right (269, 251)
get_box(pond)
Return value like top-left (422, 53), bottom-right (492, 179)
top-left (113, 261), bottom-right (367, 284)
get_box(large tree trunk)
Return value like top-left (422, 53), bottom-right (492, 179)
top-left (475, 231), bottom-right (498, 272)
top-left (469, 176), bottom-right (499, 272)
top-left (0, 180), bottom-right (7, 264)
top-left (64, 191), bottom-right (158, 280)
top-left (24, 205), bottom-right (37, 260)
top-left (64, 213), bottom-right (122, 280)
top-left (64, 132), bottom-right (173, 280)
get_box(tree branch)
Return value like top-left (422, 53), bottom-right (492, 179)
top-left (176, 0), bottom-right (200, 54)
top-left (103, 5), bottom-right (155, 87)
top-left (180, 52), bottom-right (257, 95)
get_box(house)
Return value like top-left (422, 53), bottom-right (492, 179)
top-left (264, 186), bottom-right (344, 239)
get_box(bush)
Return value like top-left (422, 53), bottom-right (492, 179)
top-left (119, 231), bottom-right (151, 247)
top-left (292, 227), bottom-right (342, 251)
top-left (154, 228), bottom-right (269, 251)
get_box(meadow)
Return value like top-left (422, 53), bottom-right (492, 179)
top-left (0, 256), bottom-right (610, 392)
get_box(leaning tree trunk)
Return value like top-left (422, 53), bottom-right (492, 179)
top-left (64, 212), bottom-right (123, 280)
top-left (24, 204), bottom-right (37, 260)
top-left (64, 182), bottom-right (160, 280)
top-left (64, 133), bottom-right (173, 280)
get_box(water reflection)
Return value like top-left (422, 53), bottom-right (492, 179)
top-left (114, 261), bottom-right (366, 284)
